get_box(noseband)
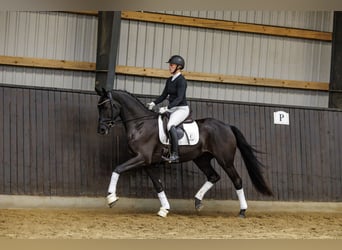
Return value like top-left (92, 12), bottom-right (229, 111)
top-left (97, 93), bottom-right (119, 130)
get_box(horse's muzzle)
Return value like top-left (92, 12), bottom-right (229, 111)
top-left (97, 123), bottom-right (109, 135)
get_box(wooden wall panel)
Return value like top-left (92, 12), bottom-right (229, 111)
top-left (53, 91), bottom-right (63, 195)
top-left (0, 87), bottom-right (3, 193)
top-left (291, 109), bottom-right (302, 201)
top-left (1, 84), bottom-right (342, 202)
top-left (330, 112), bottom-right (342, 200)
top-left (262, 106), bottom-right (274, 201)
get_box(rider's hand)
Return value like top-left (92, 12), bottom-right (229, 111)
top-left (159, 106), bottom-right (169, 114)
top-left (146, 102), bottom-right (155, 110)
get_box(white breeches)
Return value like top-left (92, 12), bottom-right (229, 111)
top-left (167, 106), bottom-right (190, 131)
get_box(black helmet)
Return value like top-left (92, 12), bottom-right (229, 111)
top-left (167, 55), bottom-right (185, 69)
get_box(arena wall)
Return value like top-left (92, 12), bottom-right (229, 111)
top-left (1, 84), bottom-right (341, 202)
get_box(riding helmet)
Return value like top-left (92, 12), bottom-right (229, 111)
top-left (167, 55), bottom-right (185, 69)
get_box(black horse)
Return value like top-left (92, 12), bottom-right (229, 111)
top-left (97, 89), bottom-right (273, 218)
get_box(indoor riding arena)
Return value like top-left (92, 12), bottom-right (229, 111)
top-left (0, 10), bottom-right (342, 239)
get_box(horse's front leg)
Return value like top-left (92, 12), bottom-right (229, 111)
top-left (144, 165), bottom-right (170, 218)
top-left (107, 155), bottom-right (145, 207)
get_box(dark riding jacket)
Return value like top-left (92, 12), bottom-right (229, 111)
top-left (153, 74), bottom-right (188, 109)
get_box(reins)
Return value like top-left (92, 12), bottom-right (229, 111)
top-left (111, 114), bottom-right (157, 125)
top-left (98, 96), bottom-right (157, 127)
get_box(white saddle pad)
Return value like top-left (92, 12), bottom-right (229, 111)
top-left (158, 116), bottom-right (199, 145)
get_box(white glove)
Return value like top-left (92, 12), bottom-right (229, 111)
top-left (147, 102), bottom-right (155, 110)
top-left (159, 106), bottom-right (169, 114)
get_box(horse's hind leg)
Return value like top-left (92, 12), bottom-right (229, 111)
top-left (193, 153), bottom-right (221, 211)
top-left (219, 161), bottom-right (248, 218)
top-left (144, 165), bottom-right (170, 218)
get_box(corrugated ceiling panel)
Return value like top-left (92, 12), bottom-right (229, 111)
top-left (0, 12), bottom-right (97, 61)
top-left (118, 16), bottom-right (332, 81)
top-left (0, 12), bottom-right (97, 91)
top-left (161, 10), bottom-right (333, 32)
top-left (116, 11), bottom-right (332, 107)
top-left (0, 65), bottom-right (95, 91)
top-left (115, 75), bottom-right (328, 107)
top-left (0, 11), bottom-right (333, 107)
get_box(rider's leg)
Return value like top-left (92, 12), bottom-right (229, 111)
top-left (168, 125), bottom-right (179, 162)
top-left (166, 106), bottom-right (190, 163)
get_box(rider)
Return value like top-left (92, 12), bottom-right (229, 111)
top-left (147, 55), bottom-right (189, 163)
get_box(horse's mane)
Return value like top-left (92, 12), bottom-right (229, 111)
top-left (112, 89), bottom-right (154, 113)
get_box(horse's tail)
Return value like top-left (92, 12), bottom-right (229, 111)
top-left (230, 125), bottom-right (273, 196)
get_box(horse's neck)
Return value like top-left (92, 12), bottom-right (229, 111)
top-left (113, 91), bottom-right (151, 120)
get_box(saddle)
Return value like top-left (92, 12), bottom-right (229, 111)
top-left (158, 112), bottom-right (199, 146)
top-left (162, 112), bottom-right (193, 140)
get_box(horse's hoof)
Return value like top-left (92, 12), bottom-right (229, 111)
top-left (108, 201), bottom-right (118, 208)
top-left (238, 209), bottom-right (246, 218)
top-left (195, 198), bottom-right (203, 211)
top-left (107, 193), bottom-right (119, 208)
top-left (196, 203), bottom-right (204, 211)
top-left (157, 207), bottom-right (169, 218)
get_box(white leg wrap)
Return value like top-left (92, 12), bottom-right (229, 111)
top-left (157, 191), bottom-right (170, 210)
top-left (195, 181), bottom-right (214, 200)
top-left (157, 207), bottom-right (169, 218)
top-left (106, 193), bottom-right (119, 204)
top-left (108, 172), bottom-right (119, 194)
top-left (236, 188), bottom-right (248, 210)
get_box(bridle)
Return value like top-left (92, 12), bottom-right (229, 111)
top-left (97, 92), bottom-right (119, 131)
top-left (97, 93), bottom-right (157, 131)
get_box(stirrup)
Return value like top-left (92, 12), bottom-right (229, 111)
top-left (162, 153), bottom-right (179, 163)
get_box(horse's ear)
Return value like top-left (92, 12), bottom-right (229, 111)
top-left (95, 86), bottom-right (105, 96)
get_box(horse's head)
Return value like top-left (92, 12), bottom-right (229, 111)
top-left (97, 91), bottom-right (121, 135)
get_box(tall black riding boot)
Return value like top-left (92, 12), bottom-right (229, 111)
top-left (168, 126), bottom-right (179, 163)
